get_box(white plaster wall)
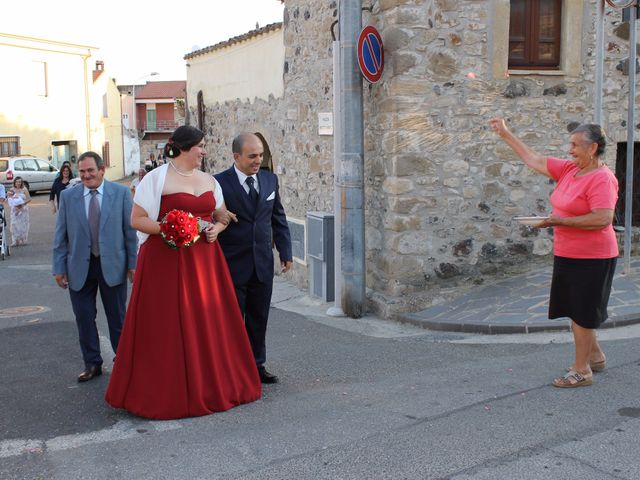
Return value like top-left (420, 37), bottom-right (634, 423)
top-left (186, 28), bottom-right (284, 107)
top-left (123, 130), bottom-right (140, 177)
top-left (0, 45), bottom-right (89, 156)
top-left (121, 94), bottom-right (133, 129)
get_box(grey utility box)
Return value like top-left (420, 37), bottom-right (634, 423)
top-left (306, 212), bottom-right (335, 302)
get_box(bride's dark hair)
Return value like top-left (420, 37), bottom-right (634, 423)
top-left (165, 125), bottom-right (205, 158)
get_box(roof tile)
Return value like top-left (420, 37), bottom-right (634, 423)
top-left (184, 22), bottom-right (282, 60)
top-left (136, 80), bottom-right (186, 99)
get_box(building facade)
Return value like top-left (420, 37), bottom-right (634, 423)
top-left (0, 33), bottom-right (125, 180)
top-left (120, 80), bottom-right (186, 171)
top-left (186, 1), bottom-right (639, 317)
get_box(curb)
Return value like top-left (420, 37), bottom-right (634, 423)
top-left (397, 312), bottom-right (640, 334)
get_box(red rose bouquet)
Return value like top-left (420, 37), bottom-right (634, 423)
top-left (159, 209), bottom-right (201, 249)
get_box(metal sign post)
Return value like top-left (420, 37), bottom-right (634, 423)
top-left (338, 0), bottom-right (366, 318)
top-left (595, 0), bottom-right (605, 124)
top-left (624, 2), bottom-right (637, 274)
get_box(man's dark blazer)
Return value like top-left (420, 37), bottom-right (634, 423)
top-left (215, 167), bottom-right (292, 286)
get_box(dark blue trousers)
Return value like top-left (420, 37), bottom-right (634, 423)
top-left (69, 256), bottom-right (126, 367)
top-left (233, 269), bottom-right (273, 367)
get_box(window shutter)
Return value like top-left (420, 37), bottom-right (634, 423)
top-left (509, 0), bottom-right (562, 69)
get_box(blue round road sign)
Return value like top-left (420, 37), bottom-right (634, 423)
top-left (357, 26), bottom-right (384, 83)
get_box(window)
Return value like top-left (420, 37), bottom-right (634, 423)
top-left (146, 105), bottom-right (156, 130)
top-left (21, 159), bottom-right (38, 172)
top-left (103, 94), bottom-right (108, 118)
top-left (102, 142), bottom-right (111, 168)
top-left (0, 137), bottom-right (19, 156)
top-left (509, 0), bottom-right (562, 69)
top-left (36, 159), bottom-right (52, 172)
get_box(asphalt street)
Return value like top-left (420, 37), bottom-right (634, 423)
top-left (1, 193), bottom-right (639, 480)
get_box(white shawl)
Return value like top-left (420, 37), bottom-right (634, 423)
top-left (133, 163), bottom-right (168, 245)
top-left (132, 163), bottom-right (225, 246)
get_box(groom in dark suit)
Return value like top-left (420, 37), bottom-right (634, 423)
top-left (215, 133), bottom-right (292, 384)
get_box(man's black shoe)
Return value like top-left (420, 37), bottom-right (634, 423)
top-left (78, 365), bottom-right (102, 383)
top-left (257, 366), bottom-right (279, 384)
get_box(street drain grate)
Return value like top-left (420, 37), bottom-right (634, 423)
top-left (0, 306), bottom-right (50, 318)
top-left (618, 407), bottom-right (640, 418)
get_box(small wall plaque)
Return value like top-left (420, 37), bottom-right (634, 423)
top-left (318, 112), bottom-right (333, 136)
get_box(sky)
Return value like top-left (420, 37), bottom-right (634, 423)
top-left (3, 0), bottom-right (284, 85)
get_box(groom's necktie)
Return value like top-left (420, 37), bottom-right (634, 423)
top-left (246, 177), bottom-right (258, 204)
top-left (89, 189), bottom-right (100, 257)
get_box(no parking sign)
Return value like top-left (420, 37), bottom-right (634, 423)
top-left (357, 26), bottom-right (384, 83)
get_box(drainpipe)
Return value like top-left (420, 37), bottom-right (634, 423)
top-left (338, 0), bottom-right (365, 318)
top-left (327, 36), bottom-right (345, 318)
top-left (119, 90), bottom-right (126, 177)
top-left (82, 53), bottom-right (91, 151)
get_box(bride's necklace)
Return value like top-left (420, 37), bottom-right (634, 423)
top-left (169, 161), bottom-right (195, 177)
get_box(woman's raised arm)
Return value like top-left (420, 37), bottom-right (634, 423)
top-left (489, 118), bottom-right (551, 178)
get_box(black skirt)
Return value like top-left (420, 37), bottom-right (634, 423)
top-left (548, 256), bottom-right (617, 329)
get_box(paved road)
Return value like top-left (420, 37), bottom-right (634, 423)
top-left (1, 193), bottom-right (639, 479)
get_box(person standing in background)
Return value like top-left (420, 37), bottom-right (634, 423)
top-left (130, 168), bottom-right (146, 196)
top-left (7, 177), bottom-right (31, 246)
top-left (49, 163), bottom-right (74, 214)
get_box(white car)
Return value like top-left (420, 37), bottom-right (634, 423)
top-left (0, 155), bottom-right (59, 194)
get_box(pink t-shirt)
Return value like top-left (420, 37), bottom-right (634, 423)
top-left (547, 157), bottom-right (619, 259)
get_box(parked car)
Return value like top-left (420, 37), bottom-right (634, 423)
top-left (0, 155), bottom-right (59, 194)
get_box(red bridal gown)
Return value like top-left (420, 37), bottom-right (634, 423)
top-left (105, 192), bottom-right (261, 419)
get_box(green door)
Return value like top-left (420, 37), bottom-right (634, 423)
top-left (146, 109), bottom-right (156, 130)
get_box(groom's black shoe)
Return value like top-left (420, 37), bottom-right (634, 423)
top-left (257, 366), bottom-right (279, 384)
top-left (78, 365), bottom-right (102, 383)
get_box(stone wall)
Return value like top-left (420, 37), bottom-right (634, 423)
top-left (364, 0), bottom-right (638, 317)
top-left (192, 0), bottom-right (638, 317)
top-left (193, 0), bottom-right (337, 288)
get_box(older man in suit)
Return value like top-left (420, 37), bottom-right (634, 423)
top-left (215, 133), bottom-right (292, 384)
top-left (52, 151), bottom-right (137, 382)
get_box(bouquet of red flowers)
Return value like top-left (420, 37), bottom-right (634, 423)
top-left (159, 209), bottom-right (201, 249)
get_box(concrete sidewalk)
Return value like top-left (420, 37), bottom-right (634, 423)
top-left (399, 257), bottom-right (640, 334)
top-left (273, 258), bottom-right (640, 335)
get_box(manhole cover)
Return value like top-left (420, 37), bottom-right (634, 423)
top-left (0, 306), bottom-right (50, 318)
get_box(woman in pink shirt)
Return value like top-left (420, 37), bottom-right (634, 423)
top-left (489, 119), bottom-right (618, 389)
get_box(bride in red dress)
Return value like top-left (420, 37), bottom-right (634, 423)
top-left (105, 126), bottom-right (261, 419)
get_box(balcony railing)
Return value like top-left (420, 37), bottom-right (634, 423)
top-left (142, 120), bottom-right (181, 132)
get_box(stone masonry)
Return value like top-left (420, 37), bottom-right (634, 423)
top-left (191, 0), bottom-right (639, 318)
